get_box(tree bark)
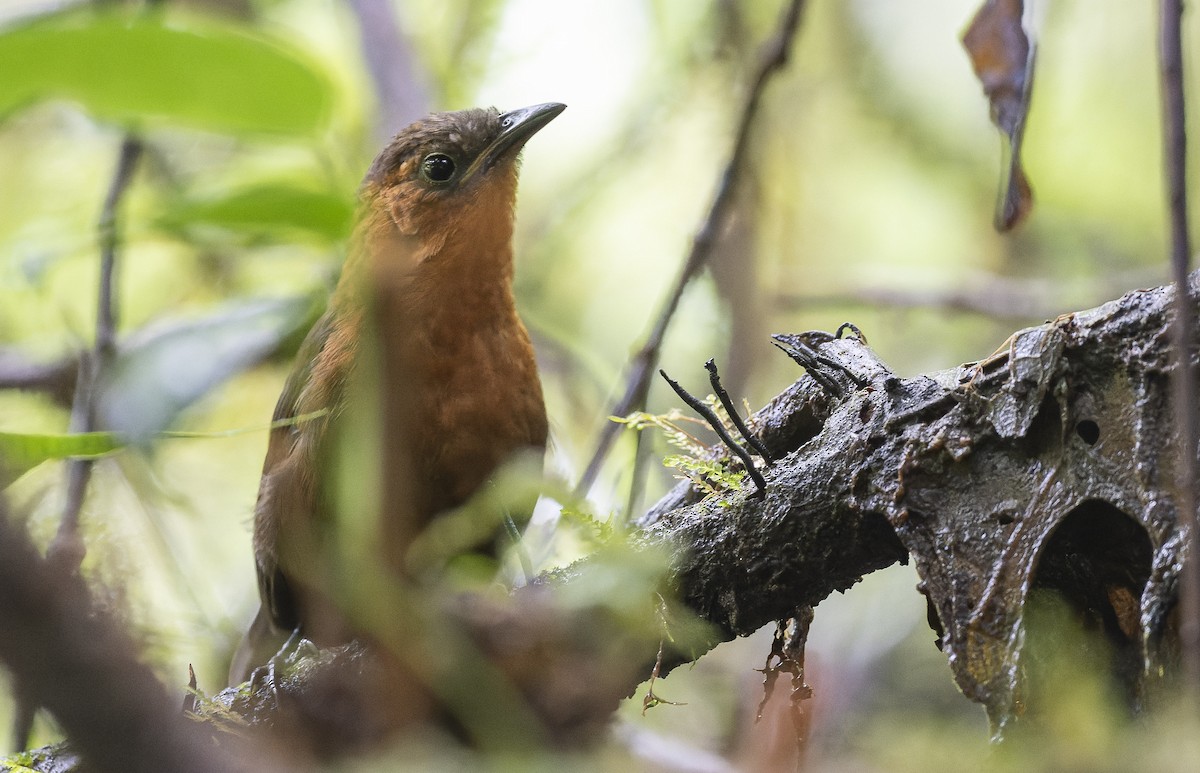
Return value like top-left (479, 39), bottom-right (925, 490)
top-left (633, 271), bottom-right (1190, 735)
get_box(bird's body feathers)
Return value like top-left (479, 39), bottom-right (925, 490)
top-left (230, 104), bottom-right (562, 684)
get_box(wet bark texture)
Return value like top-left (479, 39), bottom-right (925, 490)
top-left (637, 273), bottom-right (1192, 734)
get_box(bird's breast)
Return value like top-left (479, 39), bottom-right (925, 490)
top-left (398, 285), bottom-right (547, 516)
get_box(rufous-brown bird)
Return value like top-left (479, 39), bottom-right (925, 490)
top-left (229, 103), bottom-right (563, 685)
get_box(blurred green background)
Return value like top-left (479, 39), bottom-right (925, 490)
top-left (0, 0), bottom-right (1196, 768)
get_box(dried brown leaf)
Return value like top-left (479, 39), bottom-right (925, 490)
top-left (963, 0), bottom-right (1037, 231)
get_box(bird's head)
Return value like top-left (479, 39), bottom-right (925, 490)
top-left (362, 103), bottom-right (565, 246)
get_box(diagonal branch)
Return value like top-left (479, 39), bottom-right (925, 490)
top-left (49, 134), bottom-right (144, 567)
top-left (574, 0), bottom-right (809, 497)
top-left (18, 132), bottom-right (145, 757)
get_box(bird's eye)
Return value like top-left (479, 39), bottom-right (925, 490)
top-left (421, 153), bottom-right (456, 183)
top-left (500, 116), bottom-right (514, 130)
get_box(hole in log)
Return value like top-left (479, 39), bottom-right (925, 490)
top-left (1023, 394), bottom-right (1062, 456)
top-left (1023, 500), bottom-right (1152, 715)
top-left (1075, 419), bottom-right (1100, 445)
top-left (775, 400), bottom-right (830, 454)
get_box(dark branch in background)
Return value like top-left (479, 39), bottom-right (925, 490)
top-left (776, 270), bottom-right (1176, 322)
top-left (574, 0), bottom-right (809, 498)
top-left (15, 135), bottom-right (145, 752)
top-left (1158, 0), bottom-right (1200, 690)
top-left (94, 138), bottom-right (140, 361)
top-left (346, 0), bottom-right (429, 144)
top-left (0, 498), bottom-right (265, 773)
top-left (778, 282), bottom-right (1069, 322)
top-left (0, 348), bottom-right (79, 408)
top-left (49, 134), bottom-right (143, 566)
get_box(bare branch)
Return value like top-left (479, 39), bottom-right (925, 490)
top-left (659, 368), bottom-right (766, 498)
top-left (50, 135), bottom-right (143, 565)
top-left (0, 348), bottom-right (78, 407)
top-left (20, 134), bottom-right (144, 754)
top-left (706, 358), bottom-right (772, 464)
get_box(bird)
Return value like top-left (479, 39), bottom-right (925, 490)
top-left (228, 103), bottom-right (564, 685)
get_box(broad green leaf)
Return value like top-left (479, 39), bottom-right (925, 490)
top-left (0, 410), bottom-right (329, 488)
top-left (0, 11), bottom-right (332, 135)
top-left (0, 430), bottom-right (122, 487)
top-left (96, 295), bottom-right (318, 441)
top-left (157, 184), bottom-right (355, 244)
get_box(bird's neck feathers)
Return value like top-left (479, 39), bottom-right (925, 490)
top-left (330, 179), bottom-right (521, 324)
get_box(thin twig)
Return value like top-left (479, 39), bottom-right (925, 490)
top-left (778, 269), bottom-right (1171, 323)
top-left (642, 595), bottom-right (686, 714)
top-left (770, 341), bottom-right (841, 396)
top-left (49, 135), bottom-right (143, 559)
top-left (96, 136), bottom-right (141, 360)
top-left (834, 322), bottom-right (866, 343)
top-left (22, 132), bottom-right (144, 754)
top-left (641, 639), bottom-right (686, 714)
top-left (623, 429), bottom-right (652, 524)
top-left (1159, 0), bottom-right (1200, 691)
top-left (770, 333), bottom-right (867, 396)
top-left (574, 0), bottom-right (808, 497)
top-left (705, 358), bottom-right (773, 464)
top-left (659, 369), bottom-right (767, 499)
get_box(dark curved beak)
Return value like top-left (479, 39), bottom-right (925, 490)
top-left (466, 102), bottom-right (566, 180)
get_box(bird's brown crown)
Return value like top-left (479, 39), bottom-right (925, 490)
top-left (363, 107), bottom-right (502, 190)
top-left (358, 103), bottom-right (565, 244)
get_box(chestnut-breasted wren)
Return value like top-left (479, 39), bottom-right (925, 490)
top-left (229, 103), bottom-right (563, 684)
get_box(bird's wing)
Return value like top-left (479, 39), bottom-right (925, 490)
top-left (263, 310), bottom-right (336, 473)
top-left (254, 310), bottom-right (337, 631)
top-left (231, 312), bottom-right (340, 685)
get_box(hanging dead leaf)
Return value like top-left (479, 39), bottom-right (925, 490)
top-left (963, 0), bottom-right (1037, 231)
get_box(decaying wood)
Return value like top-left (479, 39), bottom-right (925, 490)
top-left (636, 271), bottom-right (1191, 735)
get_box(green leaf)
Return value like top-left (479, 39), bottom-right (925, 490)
top-left (157, 184), bottom-right (355, 244)
top-left (0, 410), bottom-right (330, 488)
top-left (96, 295), bottom-right (317, 441)
top-left (0, 430), bottom-right (123, 487)
top-left (0, 10), bottom-right (332, 135)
